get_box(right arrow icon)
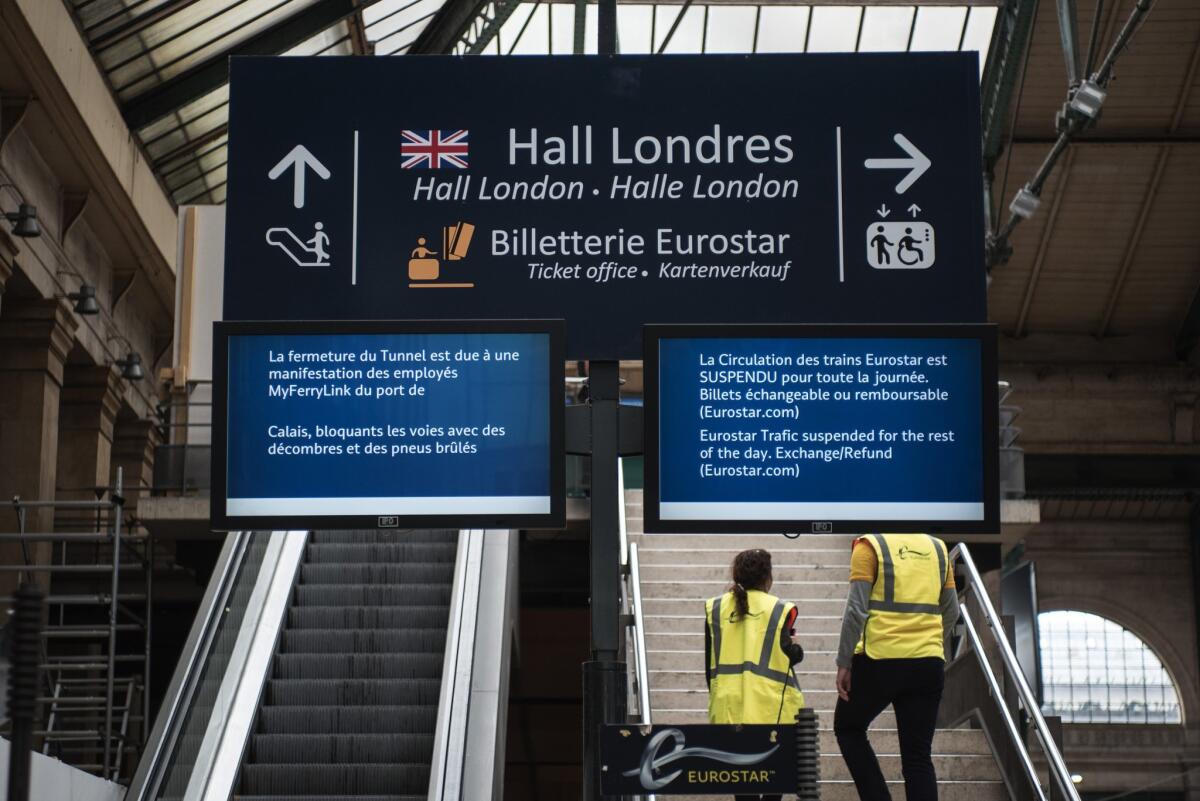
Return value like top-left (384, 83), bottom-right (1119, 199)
top-left (864, 133), bottom-right (931, 194)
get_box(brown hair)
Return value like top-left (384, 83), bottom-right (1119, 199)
top-left (729, 549), bottom-right (773, 619)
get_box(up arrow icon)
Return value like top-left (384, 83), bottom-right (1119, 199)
top-left (864, 133), bottom-right (931, 194)
top-left (268, 145), bottom-right (331, 209)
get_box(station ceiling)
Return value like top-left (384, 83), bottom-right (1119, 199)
top-left (61, 0), bottom-right (1200, 356)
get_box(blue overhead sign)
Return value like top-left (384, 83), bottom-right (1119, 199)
top-left (223, 54), bottom-right (986, 359)
top-left (211, 320), bottom-right (565, 530)
top-left (645, 324), bottom-right (999, 534)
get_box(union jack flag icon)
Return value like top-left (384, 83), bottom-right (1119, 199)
top-left (400, 130), bottom-right (469, 169)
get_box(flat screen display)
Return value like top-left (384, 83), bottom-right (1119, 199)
top-left (212, 320), bottom-right (565, 530)
top-left (645, 324), bottom-right (998, 534)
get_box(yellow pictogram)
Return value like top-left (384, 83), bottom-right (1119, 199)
top-left (408, 221), bottom-right (475, 288)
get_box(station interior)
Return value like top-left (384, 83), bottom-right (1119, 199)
top-left (0, 0), bottom-right (1198, 800)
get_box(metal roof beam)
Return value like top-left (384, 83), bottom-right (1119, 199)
top-left (348, 0), bottom-right (374, 54)
top-left (979, 0), bottom-right (1037, 167)
top-left (409, 0), bottom-right (493, 53)
top-left (121, 0), bottom-right (358, 130)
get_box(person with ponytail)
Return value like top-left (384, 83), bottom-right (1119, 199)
top-left (704, 549), bottom-right (806, 801)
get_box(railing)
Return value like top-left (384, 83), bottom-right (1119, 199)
top-left (153, 378), bottom-right (212, 496)
top-left (428, 530), bottom-right (482, 801)
top-left (952, 544), bottom-right (1081, 801)
top-left (619, 458), bottom-right (652, 727)
top-left (125, 530), bottom-right (305, 801)
top-left (2, 467), bottom-right (152, 782)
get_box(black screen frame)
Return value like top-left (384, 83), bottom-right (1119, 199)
top-left (643, 323), bottom-right (1000, 535)
top-left (212, 318), bottom-right (566, 531)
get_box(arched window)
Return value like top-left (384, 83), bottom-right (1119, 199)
top-left (1039, 611), bottom-right (1182, 724)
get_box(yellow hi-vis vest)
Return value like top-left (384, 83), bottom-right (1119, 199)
top-left (855, 533), bottom-right (950, 660)
top-left (705, 589), bottom-right (804, 724)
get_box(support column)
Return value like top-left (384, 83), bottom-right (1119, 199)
top-left (111, 418), bottom-right (161, 514)
top-left (54, 365), bottom-right (123, 531)
top-left (0, 299), bottom-right (77, 595)
top-left (0, 227), bottom-right (16, 315)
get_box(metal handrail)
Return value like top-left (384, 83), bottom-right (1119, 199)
top-left (628, 543), bottom-right (652, 726)
top-left (124, 530), bottom-right (251, 801)
top-left (952, 544), bottom-right (1081, 801)
top-left (428, 530), bottom-right (482, 801)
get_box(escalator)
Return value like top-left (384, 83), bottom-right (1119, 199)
top-left (128, 528), bottom-right (517, 801)
top-left (236, 530), bottom-right (456, 801)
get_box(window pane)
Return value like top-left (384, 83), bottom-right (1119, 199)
top-left (1038, 610), bottom-right (1182, 725)
top-left (859, 6), bottom-right (915, 52)
top-left (806, 6), bottom-right (862, 53)
top-left (755, 6), bottom-right (808, 53)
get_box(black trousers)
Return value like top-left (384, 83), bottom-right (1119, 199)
top-left (833, 654), bottom-right (944, 801)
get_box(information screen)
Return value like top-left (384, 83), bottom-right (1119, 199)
top-left (645, 324), bottom-right (998, 534)
top-left (212, 320), bottom-right (564, 530)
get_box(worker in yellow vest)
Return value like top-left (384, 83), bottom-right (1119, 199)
top-left (705, 549), bottom-right (806, 801)
top-left (833, 533), bottom-right (959, 801)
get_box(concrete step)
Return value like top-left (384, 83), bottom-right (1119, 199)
top-left (643, 579), bottom-right (848, 600)
top-left (646, 631), bottom-right (841, 653)
top-left (630, 532), bottom-right (858, 551)
top-left (649, 668), bottom-right (830, 690)
top-left (653, 687), bottom-right (840, 711)
top-left (822, 754), bottom-right (1000, 781)
top-left (645, 613), bottom-right (842, 633)
top-left (637, 547), bottom-right (851, 567)
top-left (648, 648), bottom-right (842, 673)
top-left (640, 564), bottom-right (850, 582)
top-left (644, 598), bottom-right (849, 617)
top-left (666, 780), bottom-right (1007, 801)
top-left (652, 708), bottom-right (897, 729)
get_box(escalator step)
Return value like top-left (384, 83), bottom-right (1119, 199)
top-left (294, 584), bottom-right (452, 607)
top-left (249, 733), bottom-right (435, 763)
top-left (257, 705), bottom-right (437, 735)
top-left (239, 764), bottom-right (430, 795)
top-left (305, 543), bottom-right (456, 563)
top-left (281, 628), bottom-right (447, 654)
top-left (308, 530), bottom-right (456, 544)
top-left (300, 563), bottom-right (455, 585)
top-left (273, 653), bottom-right (444, 680)
top-left (266, 678), bottom-right (442, 706)
top-left (236, 796), bottom-right (425, 801)
top-left (287, 605), bottom-right (449, 630)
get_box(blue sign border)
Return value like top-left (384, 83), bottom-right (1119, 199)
top-left (211, 318), bottom-right (566, 531)
top-left (643, 323), bottom-right (999, 535)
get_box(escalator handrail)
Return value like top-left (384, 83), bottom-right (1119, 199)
top-left (125, 531), bottom-right (251, 801)
top-left (953, 544), bottom-right (1081, 801)
top-left (428, 530), bottom-right (482, 801)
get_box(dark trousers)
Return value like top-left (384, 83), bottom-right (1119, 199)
top-left (833, 654), bottom-right (944, 801)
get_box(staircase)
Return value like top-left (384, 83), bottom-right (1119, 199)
top-left (235, 529), bottom-right (457, 801)
top-left (626, 490), bottom-right (1007, 801)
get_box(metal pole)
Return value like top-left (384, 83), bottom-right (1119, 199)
top-left (598, 0), bottom-right (616, 55)
top-left (103, 467), bottom-right (124, 779)
top-left (144, 530), bottom-right (153, 748)
top-left (7, 582), bottom-right (45, 801)
top-left (582, 361), bottom-right (627, 801)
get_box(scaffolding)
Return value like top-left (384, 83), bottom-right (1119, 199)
top-left (1, 467), bottom-right (153, 782)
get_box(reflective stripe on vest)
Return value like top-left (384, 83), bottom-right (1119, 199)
top-left (708, 597), bottom-right (793, 684)
top-left (857, 534), bottom-right (948, 660)
top-left (865, 533), bottom-right (945, 615)
top-left (706, 589), bottom-right (805, 725)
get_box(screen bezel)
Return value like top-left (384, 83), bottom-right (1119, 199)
top-left (212, 318), bottom-right (566, 531)
top-left (643, 323), bottom-right (1000, 535)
